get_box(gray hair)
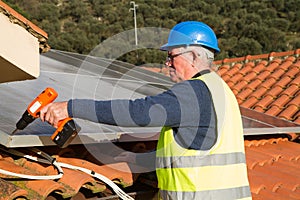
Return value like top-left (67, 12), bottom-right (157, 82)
top-left (179, 46), bottom-right (214, 67)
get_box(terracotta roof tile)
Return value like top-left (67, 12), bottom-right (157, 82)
top-left (0, 179), bottom-right (28, 199)
top-left (247, 79), bottom-right (263, 91)
top-left (23, 180), bottom-right (65, 199)
top-left (241, 96), bottom-right (260, 108)
top-left (278, 93), bottom-right (300, 121)
top-left (256, 71), bottom-right (270, 82)
top-left (289, 75), bottom-right (300, 87)
top-left (222, 65), bottom-right (241, 85)
top-left (56, 157), bottom-right (134, 187)
top-left (277, 57), bottom-right (295, 71)
top-left (259, 77), bottom-right (278, 90)
top-left (218, 50), bottom-right (300, 123)
top-left (274, 76), bottom-right (292, 88)
top-left (239, 63), bottom-right (254, 75)
top-left (0, 147), bottom-right (137, 199)
top-left (216, 50), bottom-right (300, 200)
top-left (250, 87), bottom-right (269, 99)
top-left (217, 64), bottom-right (230, 76)
top-left (265, 105), bottom-right (282, 116)
top-left (226, 73), bottom-right (244, 86)
top-left (232, 80), bottom-right (249, 95)
top-left (245, 139), bottom-right (300, 199)
top-left (244, 71), bottom-right (258, 82)
top-left (253, 95), bottom-right (274, 111)
top-left (218, 65), bottom-right (231, 80)
top-left (264, 59), bottom-right (282, 72)
top-left (56, 168), bottom-right (98, 198)
top-left (268, 68), bottom-right (285, 81)
top-left (237, 88), bottom-right (253, 103)
top-left (251, 63), bottom-right (266, 74)
top-left (268, 94), bottom-right (291, 110)
top-left (264, 85), bottom-right (283, 99)
top-left (284, 67), bottom-right (299, 79)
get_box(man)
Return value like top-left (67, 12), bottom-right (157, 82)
top-left (40, 21), bottom-right (252, 200)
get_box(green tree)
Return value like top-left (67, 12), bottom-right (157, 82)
top-left (233, 37), bottom-right (262, 57)
top-left (3, 0), bottom-right (299, 65)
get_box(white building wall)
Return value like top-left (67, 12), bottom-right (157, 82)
top-left (0, 12), bottom-right (40, 83)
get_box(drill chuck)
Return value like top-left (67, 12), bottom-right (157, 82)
top-left (16, 110), bottom-right (36, 130)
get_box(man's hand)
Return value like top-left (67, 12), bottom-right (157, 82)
top-left (40, 101), bottom-right (69, 128)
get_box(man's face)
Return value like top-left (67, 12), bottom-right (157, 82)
top-left (165, 49), bottom-right (193, 83)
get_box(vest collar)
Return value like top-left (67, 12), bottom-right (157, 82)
top-left (192, 69), bottom-right (211, 78)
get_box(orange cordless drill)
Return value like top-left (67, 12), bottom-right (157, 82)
top-left (12, 87), bottom-right (80, 148)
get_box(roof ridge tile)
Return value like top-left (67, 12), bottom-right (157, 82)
top-left (215, 49), bottom-right (300, 66)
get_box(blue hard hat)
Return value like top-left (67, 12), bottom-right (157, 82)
top-left (161, 21), bottom-right (220, 53)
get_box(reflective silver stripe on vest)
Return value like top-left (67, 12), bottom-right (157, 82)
top-left (156, 152), bottom-right (246, 168)
top-left (160, 185), bottom-right (251, 200)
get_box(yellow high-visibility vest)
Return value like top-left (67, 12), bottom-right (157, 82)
top-left (156, 72), bottom-right (252, 200)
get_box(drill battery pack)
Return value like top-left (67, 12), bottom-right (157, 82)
top-left (51, 118), bottom-right (81, 148)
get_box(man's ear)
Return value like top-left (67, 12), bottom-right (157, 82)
top-left (191, 50), bottom-right (197, 61)
top-left (191, 50), bottom-right (201, 64)
top-left (190, 51), bottom-right (198, 68)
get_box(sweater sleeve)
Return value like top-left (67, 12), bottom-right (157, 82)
top-left (67, 80), bottom-right (206, 127)
top-left (68, 91), bottom-right (180, 127)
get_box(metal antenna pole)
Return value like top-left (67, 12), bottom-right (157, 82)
top-left (130, 1), bottom-right (138, 46)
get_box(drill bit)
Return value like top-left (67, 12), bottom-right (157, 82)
top-left (11, 128), bottom-right (18, 135)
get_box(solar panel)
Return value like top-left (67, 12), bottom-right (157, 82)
top-left (0, 50), bottom-right (299, 148)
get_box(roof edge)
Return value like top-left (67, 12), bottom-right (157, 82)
top-left (214, 49), bottom-right (300, 65)
top-left (0, 0), bottom-right (50, 53)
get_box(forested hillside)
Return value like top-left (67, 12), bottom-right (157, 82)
top-left (3, 0), bottom-right (300, 65)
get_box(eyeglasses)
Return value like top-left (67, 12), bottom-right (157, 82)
top-left (166, 51), bottom-right (192, 63)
